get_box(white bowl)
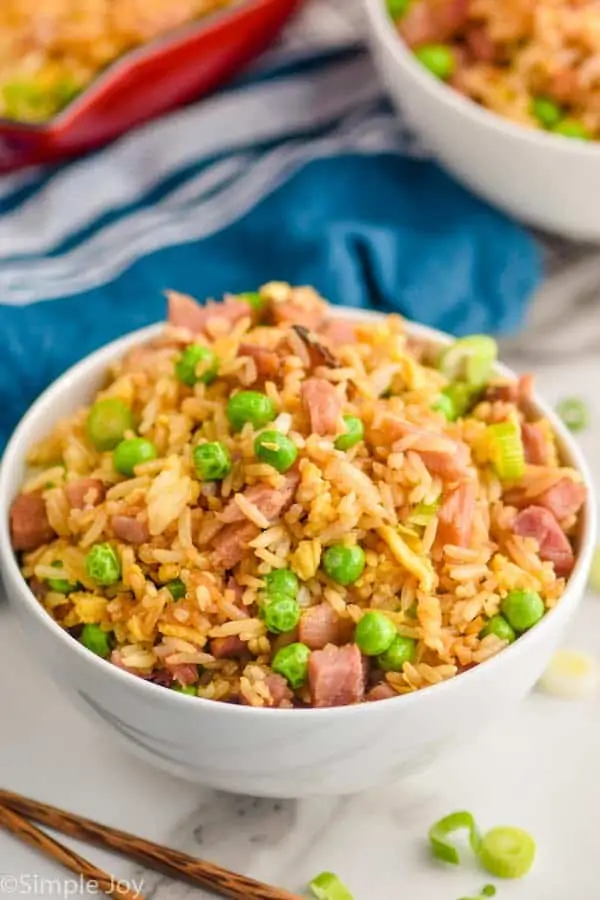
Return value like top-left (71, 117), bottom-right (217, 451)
top-left (0, 309), bottom-right (596, 798)
top-left (361, 0), bottom-right (600, 240)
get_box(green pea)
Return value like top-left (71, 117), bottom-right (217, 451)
top-left (501, 590), bottom-right (545, 633)
top-left (480, 614), bottom-right (516, 643)
top-left (238, 291), bottom-right (265, 311)
top-left (86, 398), bottom-right (134, 451)
top-left (85, 543), bottom-right (121, 586)
top-left (322, 544), bottom-right (366, 586)
top-left (80, 623), bottom-right (112, 658)
top-left (113, 437), bottom-right (158, 477)
top-left (166, 578), bottom-right (186, 600)
top-left (377, 634), bottom-right (417, 670)
top-left (263, 596), bottom-right (301, 634)
top-left (387, 0), bottom-right (410, 20)
top-left (414, 44), bottom-right (456, 80)
top-left (531, 96), bottom-right (562, 129)
top-left (334, 416), bottom-right (364, 451)
top-left (175, 344), bottom-right (218, 386)
top-left (47, 561), bottom-right (79, 595)
top-left (355, 611), bottom-right (397, 656)
top-left (264, 568), bottom-right (299, 599)
top-left (272, 642), bottom-right (311, 689)
top-left (192, 441), bottom-right (232, 481)
top-left (553, 119), bottom-right (590, 140)
top-left (172, 684), bottom-right (197, 696)
top-left (254, 430), bottom-right (298, 473)
top-left (227, 391), bottom-right (276, 432)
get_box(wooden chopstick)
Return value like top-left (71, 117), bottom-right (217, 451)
top-left (0, 789), bottom-right (302, 900)
top-left (0, 804), bottom-right (143, 900)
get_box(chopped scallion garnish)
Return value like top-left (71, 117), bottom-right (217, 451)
top-left (438, 336), bottom-right (498, 387)
top-left (309, 871), bottom-right (354, 900)
top-left (478, 826), bottom-right (536, 879)
top-left (556, 397), bottom-right (589, 433)
top-left (487, 420), bottom-right (525, 481)
top-left (429, 811), bottom-right (481, 865)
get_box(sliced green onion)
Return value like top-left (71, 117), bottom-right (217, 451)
top-left (387, 0), bottom-right (410, 20)
top-left (553, 118), bottom-right (590, 141)
top-left (429, 811), bottom-right (481, 865)
top-left (531, 96), bottom-right (562, 129)
top-left (407, 501), bottom-right (440, 528)
top-left (431, 392), bottom-right (456, 421)
top-left (590, 546), bottom-right (600, 593)
top-left (556, 397), bottom-right (588, 433)
top-left (481, 886), bottom-right (497, 898)
top-left (487, 420), bottom-right (525, 481)
top-left (309, 871), bottom-right (354, 900)
top-left (479, 827), bottom-right (536, 879)
top-left (439, 336), bottom-right (498, 387)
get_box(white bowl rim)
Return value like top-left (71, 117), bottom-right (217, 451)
top-left (361, 0), bottom-right (600, 157)
top-left (0, 306), bottom-right (596, 720)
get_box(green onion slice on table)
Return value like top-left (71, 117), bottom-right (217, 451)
top-left (429, 811), bottom-right (481, 864)
top-left (309, 871), bottom-right (354, 900)
top-left (478, 827), bottom-right (536, 879)
top-left (556, 397), bottom-right (589, 433)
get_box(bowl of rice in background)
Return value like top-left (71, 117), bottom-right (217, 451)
top-left (0, 0), bottom-right (303, 173)
top-left (0, 285), bottom-right (595, 798)
top-left (361, 0), bottom-right (600, 240)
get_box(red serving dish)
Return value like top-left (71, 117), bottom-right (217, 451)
top-left (0, 0), bottom-right (304, 174)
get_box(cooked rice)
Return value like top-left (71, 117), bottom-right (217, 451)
top-left (0, 0), bottom-right (239, 122)
top-left (10, 283), bottom-right (586, 709)
top-left (396, 0), bottom-right (600, 140)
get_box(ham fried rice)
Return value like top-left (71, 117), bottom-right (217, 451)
top-left (10, 284), bottom-right (587, 709)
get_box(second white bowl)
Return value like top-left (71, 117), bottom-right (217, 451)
top-left (362, 0), bottom-right (600, 241)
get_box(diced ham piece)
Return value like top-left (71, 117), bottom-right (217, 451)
top-left (212, 521), bottom-right (260, 569)
top-left (167, 291), bottom-right (251, 334)
top-left (271, 293), bottom-right (327, 331)
top-left (111, 515), bottom-right (149, 545)
top-left (10, 491), bottom-right (56, 551)
top-left (165, 662), bottom-right (198, 686)
top-left (209, 635), bottom-right (247, 659)
top-left (265, 674), bottom-right (294, 708)
top-left (238, 344), bottom-right (281, 382)
top-left (465, 26), bottom-right (498, 62)
top-left (536, 478), bottom-right (586, 521)
top-left (549, 69), bottom-right (579, 104)
top-left (308, 644), bottom-right (365, 708)
top-left (513, 506), bottom-right (575, 576)
top-left (399, 0), bottom-right (468, 47)
top-left (484, 374), bottom-right (534, 405)
top-left (66, 478), bottom-right (105, 509)
top-left (376, 416), bottom-right (471, 480)
top-left (220, 472), bottom-right (299, 525)
top-left (366, 683), bottom-right (397, 702)
top-left (435, 481), bottom-right (477, 550)
top-left (299, 603), bottom-right (348, 651)
top-left (319, 318), bottom-right (361, 346)
top-left (301, 378), bottom-right (343, 436)
top-left (521, 422), bottom-right (549, 466)
top-left (504, 478), bottom-right (586, 522)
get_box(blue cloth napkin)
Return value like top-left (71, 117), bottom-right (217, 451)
top-left (0, 43), bottom-right (541, 450)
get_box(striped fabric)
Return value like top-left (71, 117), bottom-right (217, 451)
top-left (0, 0), bottom-right (541, 448)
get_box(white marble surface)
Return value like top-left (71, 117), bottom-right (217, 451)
top-left (0, 342), bottom-right (598, 899)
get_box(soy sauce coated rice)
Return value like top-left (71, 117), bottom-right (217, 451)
top-left (10, 283), bottom-right (586, 708)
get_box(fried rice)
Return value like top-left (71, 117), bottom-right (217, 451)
top-left (394, 0), bottom-right (600, 141)
top-left (0, 0), bottom-right (237, 122)
top-left (9, 283), bottom-right (587, 708)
